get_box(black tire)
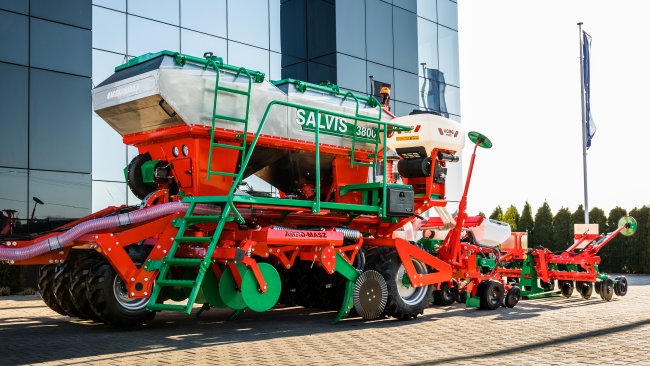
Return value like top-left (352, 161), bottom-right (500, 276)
top-left (457, 290), bottom-right (467, 304)
top-left (599, 278), bottom-right (614, 301)
top-left (503, 286), bottom-right (521, 308)
top-left (479, 280), bottom-right (504, 310)
top-left (53, 260), bottom-right (86, 318)
top-left (127, 153), bottom-right (157, 200)
top-left (369, 248), bottom-right (433, 320)
top-left (614, 276), bottom-right (628, 297)
top-left (433, 281), bottom-right (457, 306)
top-left (540, 280), bottom-right (555, 292)
top-left (86, 259), bottom-right (155, 328)
top-left (576, 281), bottom-right (593, 299)
top-left (594, 281), bottom-right (602, 294)
top-left (559, 280), bottom-right (574, 298)
top-left (38, 265), bottom-right (67, 316)
top-left (69, 251), bottom-right (103, 322)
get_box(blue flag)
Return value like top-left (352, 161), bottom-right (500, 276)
top-left (582, 31), bottom-right (596, 149)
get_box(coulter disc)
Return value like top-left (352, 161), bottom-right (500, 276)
top-left (241, 263), bottom-right (281, 312)
top-left (219, 264), bottom-right (248, 310)
top-left (353, 270), bottom-right (388, 320)
top-left (618, 216), bottom-right (637, 237)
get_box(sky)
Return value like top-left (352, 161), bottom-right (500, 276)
top-left (456, 0), bottom-right (650, 217)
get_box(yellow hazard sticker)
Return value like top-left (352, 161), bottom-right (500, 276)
top-left (396, 135), bottom-right (419, 141)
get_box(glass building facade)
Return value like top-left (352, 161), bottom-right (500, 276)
top-left (0, 0), bottom-right (459, 220)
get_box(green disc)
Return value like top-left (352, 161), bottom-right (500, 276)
top-left (240, 263), bottom-right (281, 312)
top-left (201, 267), bottom-right (226, 308)
top-left (468, 131), bottom-right (493, 149)
top-left (618, 216), bottom-right (637, 237)
top-left (218, 263), bottom-right (248, 310)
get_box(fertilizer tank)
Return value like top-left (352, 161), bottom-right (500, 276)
top-left (92, 51), bottom-right (391, 195)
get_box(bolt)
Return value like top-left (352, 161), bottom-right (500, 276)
top-left (9, 260), bottom-right (14, 265)
top-left (144, 278), bottom-right (149, 282)
top-left (286, 265), bottom-right (290, 269)
top-left (49, 259), bottom-right (53, 264)
top-left (144, 292), bottom-right (148, 296)
top-left (269, 249), bottom-right (272, 252)
top-left (110, 234), bottom-right (113, 237)
top-left (130, 277), bottom-right (135, 282)
top-left (130, 292), bottom-right (135, 296)
top-left (108, 248), bottom-right (112, 252)
top-left (59, 251), bottom-right (64, 255)
top-left (163, 250), bottom-right (167, 254)
top-left (95, 236), bottom-right (98, 239)
top-left (157, 245), bottom-right (161, 249)
top-left (116, 241), bottom-right (120, 245)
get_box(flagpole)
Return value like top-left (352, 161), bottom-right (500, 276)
top-left (578, 22), bottom-right (589, 224)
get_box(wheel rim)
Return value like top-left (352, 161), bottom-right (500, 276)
top-left (488, 285), bottom-right (501, 306)
top-left (395, 261), bottom-right (427, 306)
top-left (113, 276), bottom-right (148, 311)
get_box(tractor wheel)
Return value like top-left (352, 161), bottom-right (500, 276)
top-left (559, 280), bottom-right (574, 298)
top-left (576, 281), bottom-right (593, 299)
top-left (68, 251), bottom-right (103, 322)
top-left (127, 153), bottom-right (157, 200)
top-left (503, 286), bottom-right (521, 308)
top-left (86, 259), bottom-right (155, 328)
top-left (540, 280), bottom-right (555, 292)
top-left (293, 263), bottom-right (320, 308)
top-left (433, 281), bottom-right (457, 306)
top-left (52, 260), bottom-right (86, 318)
top-left (479, 280), bottom-right (504, 310)
top-left (599, 278), bottom-right (615, 301)
top-left (456, 290), bottom-right (467, 304)
top-left (614, 276), bottom-right (628, 297)
top-left (371, 248), bottom-right (433, 320)
top-left (594, 281), bottom-right (602, 294)
top-left (38, 265), bottom-right (67, 316)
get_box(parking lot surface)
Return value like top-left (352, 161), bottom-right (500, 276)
top-left (1, 275), bottom-right (649, 365)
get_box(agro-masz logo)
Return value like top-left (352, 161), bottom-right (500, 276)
top-left (296, 108), bottom-right (378, 139)
top-left (438, 128), bottom-right (459, 138)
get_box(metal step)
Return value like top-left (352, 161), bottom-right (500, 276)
top-left (184, 215), bottom-right (223, 223)
top-left (163, 258), bottom-right (203, 266)
top-left (156, 279), bottom-right (196, 288)
top-left (175, 236), bottom-right (213, 243)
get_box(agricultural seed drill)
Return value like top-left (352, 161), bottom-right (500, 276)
top-left (0, 51), bottom-right (544, 327)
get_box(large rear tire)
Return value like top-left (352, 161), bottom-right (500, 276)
top-left (38, 264), bottom-right (67, 316)
top-left (370, 248), bottom-right (433, 320)
top-left (52, 260), bottom-right (86, 318)
top-left (86, 259), bottom-right (155, 328)
top-left (69, 251), bottom-right (103, 322)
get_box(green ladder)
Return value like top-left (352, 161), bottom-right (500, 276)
top-left (147, 199), bottom-right (235, 314)
top-left (343, 92), bottom-right (384, 170)
top-left (205, 54), bottom-right (257, 182)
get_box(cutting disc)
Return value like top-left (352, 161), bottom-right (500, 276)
top-left (353, 270), bottom-right (388, 320)
top-left (618, 216), bottom-right (637, 237)
top-left (468, 131), bottom-right (492, 149)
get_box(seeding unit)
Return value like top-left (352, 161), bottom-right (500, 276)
top-left (0, 51), bottom-right (635, 327)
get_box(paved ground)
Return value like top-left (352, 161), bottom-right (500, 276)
top-left (1, 275), bottom-right (649, 366)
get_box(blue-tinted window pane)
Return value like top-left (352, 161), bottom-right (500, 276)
top-left (336, 54), bottom-right (366, 94)
top-left (438, 26), bottom-right (459, 86)
top-left (419, 76), bottom-right (448, 116)
top-left (437, 0), bottom-right (458, 30)
top-left (393, 0), bottom-right (416, 12)
top-left (270, 0), bottom-right (281, 52)
top-left (30, 19), bottom-right (91, 77)
top-left (30, 69), bottom-right (91, 173)
top-left (306, 0), bottom-right (335, 59)
top-left (31, 0), bottom-right (92, 29)
top-left (366, 0), bottom-right (393, 67)
top-left (0, 0), bottom-right (28, 14)
top-left (92, 113), bottom-right (126, 181)
top-left (393, 6), bottom-right (417, 74)
top-left (336, 0), bottom-right (365, 59)
top-left (29, 171), bottom-right (91, 219)
top-left (92, 6), bottom-right (126, 54)
top-left (393, 69), bottom-right (418, 105)
top-left (93, 0), bottom-right (125, 12)
top-left (92, 180), bottom-right (127, 212)
top-left (270, 51), bottom-right (281, 80)
top-left (367, 61), bottom-right (393, 95)
top-left (0, 168), bottom-right (27, 218)
top-left (444, 83), bottom-right (460, 115)
top-left (228, 0), bottom-right (269, 49)
top-left (92, 49), bottom-right (125, 87)
top-left (227, 41), bottom-right (269, 75)
top-left (180, 0), bottom-right (226, 38)
top-left (282, 61), bottom-right (307, 81)
top-left (394, 101), bottom-right (419, 117)
top-left (0, 11), bottom-right (28, 65)
top-left (180, 29), bottom-right (227, 59)
top-left (0, 63), bottom-right (28, 168)
top-left (308, 61), bottom-right (336, 85)
top-left (417, 17), bottom-right (438, 78)
top-left (280, 0), bottom-right (306, 60)
top-left (127, 15), bottom-right (180, 56)
top-left (129, 0), bottom-right (179, 25)
top-left (417, 0), bottom-right (436, 22)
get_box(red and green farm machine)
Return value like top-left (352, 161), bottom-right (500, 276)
top-left (0, 52), bottom-right (636, 327)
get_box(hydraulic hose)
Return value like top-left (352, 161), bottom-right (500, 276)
top-left (0, 202), bottom-right (219, 262)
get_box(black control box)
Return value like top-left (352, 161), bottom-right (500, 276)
top-left (385, 186), bottom-right (415, 217)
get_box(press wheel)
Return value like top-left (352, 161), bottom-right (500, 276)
top-left (240, 263), bottom-right (281, 312)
